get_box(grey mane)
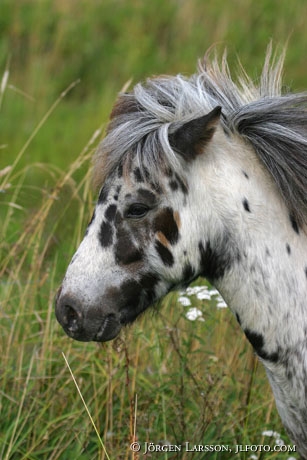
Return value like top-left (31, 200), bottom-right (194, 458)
top-left (94, 45), bottom-right (307, 226)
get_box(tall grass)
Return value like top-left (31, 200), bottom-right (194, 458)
top-left (0, 1), bottom-right (303, 458)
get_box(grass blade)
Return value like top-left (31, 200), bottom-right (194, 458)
top-left (62, 352), bottom-right (111, 460)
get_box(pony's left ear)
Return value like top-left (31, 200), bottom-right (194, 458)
top-left (169, 106), bottom-right (222, 160)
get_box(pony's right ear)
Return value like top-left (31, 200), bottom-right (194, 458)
top-left (169, 106), bottom-right (221, 160)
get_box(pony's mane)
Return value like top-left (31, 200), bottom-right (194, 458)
top-left (94, 44), bottom-right (307, 225)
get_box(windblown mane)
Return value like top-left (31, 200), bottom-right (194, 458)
top-left (94, 44), bottom-right (307, 226)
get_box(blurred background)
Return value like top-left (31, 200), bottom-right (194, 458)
top-left (1, 0), bottom-right (307, 171)
top-left (1, 1), bottom-right (306, 458)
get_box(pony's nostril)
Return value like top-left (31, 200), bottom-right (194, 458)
top-left (64, 304), bottom-right (82, 332)
top-left (55, 292), bottom-right (84, 335)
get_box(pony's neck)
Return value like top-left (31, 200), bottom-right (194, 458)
top-left (196, 131), bottom-right (307, 454)
top-left (216, 222), bottom-right (307, 455)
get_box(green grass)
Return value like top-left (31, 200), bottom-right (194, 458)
top-left (0, 1), bottom-right (304, 458)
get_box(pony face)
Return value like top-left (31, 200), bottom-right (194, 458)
top-left (55, 106), bottom-right (222, 342)
top-left (56, 156), bottom-right (191, 342)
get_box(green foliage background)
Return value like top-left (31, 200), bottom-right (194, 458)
top-left (1, 1), bottom-right (306, 459)
top-left (1, 0), bottom-right (307, 171)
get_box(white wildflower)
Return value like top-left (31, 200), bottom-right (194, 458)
top-left (186, 307), bottom-right (205, 321)
top-left (178, 296), bottom-right (191, 307)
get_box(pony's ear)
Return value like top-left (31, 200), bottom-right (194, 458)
top-left (169, 106), bottom-right (222, 160)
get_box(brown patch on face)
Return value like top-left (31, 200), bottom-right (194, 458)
top-left (153, 207), bottom-right (179, 245)
top-left (173, 211), bottom-right (181, 230)
top-left (115, 227), bottom-right (143, 266)
top-left (156, 231), bottom-right (170, 248)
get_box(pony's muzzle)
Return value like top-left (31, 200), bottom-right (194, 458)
top-left (55, 290), bottom-right (121, 342)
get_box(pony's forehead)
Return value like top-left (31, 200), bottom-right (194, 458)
top-left (93, 143), bottom-right (182, 194)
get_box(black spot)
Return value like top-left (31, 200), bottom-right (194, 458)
top-left (242, 170), bottom-right (249, 179)
top-left (286, 370), bottom-right (293, 381)
top-left (115, 228), bottom-right (143, 265)
top-left (120, 280), bottom-right (142, 312)
top-left (289, 213), bottom-right (299, 235)
top-left (143, 167), bottom-right (150, 181)
top-left (245, 328), bottom-right (263, 349)
top-left (242, 198), bottom-right (251, 213)
top-left (118, 274), bottom-right (159, 324)
top-left (98, 185), bottom-right (109, 204)
top-left (114, 187), bottom-right (121, 200)
top-left (139, 272), bottom-right (160, 303)
top-left (153, 207), bottom-right (179, 245)
top-left (304, 266), bottom-right (307, 278)
top-left (169, 180), bottom-right (179, 191)
top-left (105, 204), bottom-right (117, 222)
top-left (99, 221), bottom-right (113, 247)
top-left (137, 188), bottom-right (157, 205)
top-left (133, 167), bottom-right (143, 183)
top-left (155, 240), bottom-right (174, 266)
top-left (244, 329), bottom-right (279, 363)
top-left (198, 235), bottom-right (237, 281)
top-left (286, 243), bottom-right (291, 255)
top-left (140, 272), bottom-right (159, 290)
top-left (182, 263), bottom-right (195, 283)
top-left (265, 247), bottom-right (271, 257)
top-left (117, 163), bottom-right (123, 178)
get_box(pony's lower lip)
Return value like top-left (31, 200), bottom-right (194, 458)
top-left (94, 314), bottom-right (122, 342)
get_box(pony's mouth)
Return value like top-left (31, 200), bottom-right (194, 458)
top-left (92, 304), bottom-right (149, 342)
top-left (61, 313), bottom-right (122, 342)
top-left (93, 314), bottom-right (122, 342)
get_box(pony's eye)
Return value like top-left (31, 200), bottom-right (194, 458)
top-left (125, 203), bottom-right (150, 219)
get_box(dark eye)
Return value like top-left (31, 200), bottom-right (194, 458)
top-left (125, 203), bottom-right (150, 219)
